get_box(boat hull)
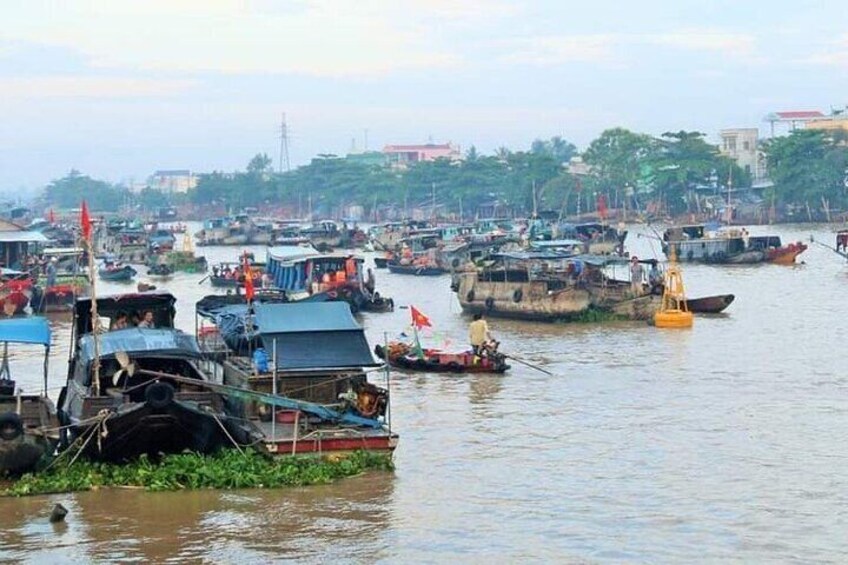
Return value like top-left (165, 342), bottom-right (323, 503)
top-left (387, 262), bottom-right (446, 276)
top-left (685, 294), bottom-right (735, 313)
top-left (70, 400), bottom-right (257, 462)
top-left (99, 266), bottom-right (137, 282)
top-left (374, 344), bottom-right (508, 373)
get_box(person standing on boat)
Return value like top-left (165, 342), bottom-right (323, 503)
top-left (364, 268), bottom-right (376, 295)
top-left (45, 257), bottom-right (57, 288)
top-left (630, 256), bottom-right (644, 296)
top-left (648, 260), bottom-right (663, 295)
top-left (469, 313), bottom-right (492, 357)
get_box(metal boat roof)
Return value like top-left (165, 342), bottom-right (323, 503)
top-left (253, 302), bottom-right (378, 370)
top-left (0, 317), bottom-right (51, 346)
top-left (78, 328), bottom-right (201, 362)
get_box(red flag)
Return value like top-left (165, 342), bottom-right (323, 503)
top-left (596, 193), bottom-right (608, 220)
top-left (80, 201), bottom-right (92, 242)
top-left (48, 208), bottom-right (56, 224)
top-left (243, 254), bottom-right (255, 302)
top-left (410, 306), bottom-right (432, 329)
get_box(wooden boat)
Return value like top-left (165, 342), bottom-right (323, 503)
top-left (208, 302), bottom-right (398, 456)
top-left (0, 268), bottom-right (33, 316)
top-left (454, 252), bottom-right (661, 322)
top-left (57, 292), bottom-right (261, 462)
top-left (266, 245), bottom-right (392, 313)
top-left (662, 225), bottom-right (806, 265)
top-left (147, 263), bottom-right (174, 277)
top-left (386, 261), bottom-right (446, 276)
top-left (32, 248), bottom-right (89, 313)
top-left (0, 318), bottom-right (59, 475)
top-left (374, 342), bottom-right (508, 374)
top-left (98, 264), bottom-right (137, 282)
top-left (685, 294), bottom-right (735, 314)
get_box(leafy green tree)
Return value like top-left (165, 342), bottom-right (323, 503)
top-left (763, 129), bottom-right (848, 216)
top-left (44, 170), bottom-right (128, 211)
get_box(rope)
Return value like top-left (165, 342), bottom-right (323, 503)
top-left (207, 409), bottom-right (245, 456)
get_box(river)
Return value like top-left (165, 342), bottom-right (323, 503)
top-left (0, 223), bottom-right (845, 562)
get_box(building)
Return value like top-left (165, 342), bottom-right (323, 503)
top-left (719, 128), bottom-right (765, 180)
top-left (382, 143), bottom-right (461, 168)
top-left (763, 111), bottom-right (826, 136)
top-left (805, 116), bottom-right (848, 133)
top-left (149, 170), bottom-right (198, 194)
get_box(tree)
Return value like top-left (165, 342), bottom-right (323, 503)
top-left (583, 128), bottom-right (657, 210)
top-left (44, 170), bottom-right (128, 211)
top-left (763, 129), bottom-right (848, 218)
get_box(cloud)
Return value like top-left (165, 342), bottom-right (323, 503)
top-left (0, 76), bottom-right (196, 99)
top-left (651, 30), bottom-right (756, 53)
top-left (496, 29), bottom-right (759, 67)
top-left (796, 35), bottom-right (848, 67)
top-left (2, 1), bottom-right (464, 77)
top-left (499, 35), bottom-right (619, 66)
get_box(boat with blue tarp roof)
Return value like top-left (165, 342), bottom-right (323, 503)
top-left (0, 317), bottom-right (59, 475)
top-left (203, 301), bottom-right (397, 455)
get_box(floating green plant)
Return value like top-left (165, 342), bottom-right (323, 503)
top-left (3, 450), bottom-right (393, 497)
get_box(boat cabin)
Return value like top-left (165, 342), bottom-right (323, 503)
top-left (265, 245), bottom-right (364, 297)
top-left (72, 291), bottom-right (176, 339)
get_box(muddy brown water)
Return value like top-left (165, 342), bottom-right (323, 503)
top-left (1, 223), bottom-right (846, 562)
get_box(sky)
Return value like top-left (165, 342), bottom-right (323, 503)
top-left (1, 0), bottom-right (847, 192)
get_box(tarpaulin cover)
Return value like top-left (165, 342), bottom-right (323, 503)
top-left (254, 302), bottom-right (378, 370)
top-left (78, 328), bottom-right (201, 365)
top-left (0, 317), bottom-right (51, 346)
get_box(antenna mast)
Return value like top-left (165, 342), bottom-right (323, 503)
top-left (279, 113), bottom-right (291, 174)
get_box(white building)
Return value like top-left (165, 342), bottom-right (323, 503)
top-left (719, 129), bottom-right (765, 181)
top-left (149, 170), bottom-right (198, 194)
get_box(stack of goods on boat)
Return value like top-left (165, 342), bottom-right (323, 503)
top-left (0, 318), bottom-right (59, 475)
top-left (205, 301), bottom-right (396, 455)
top-left (148, 232), bottom-right (208, 274)
top-left (57, 292), bottom-right (261, 461)
top-left (662, 224), bottom-right (807, 265)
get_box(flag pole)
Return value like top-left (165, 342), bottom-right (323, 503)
top-left (81, 203), bottom-right (101, 396)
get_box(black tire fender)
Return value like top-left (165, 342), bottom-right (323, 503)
top-left (512, 288), bottom-right (523, 303)
top-left (0, 412), bottom-right (23, 441)
top-left (484, 297), bottom-right (495, 310)
top-left (466, 290), bottom-right (475, 302)
top-left (145, 382), bottom-right (175, 410)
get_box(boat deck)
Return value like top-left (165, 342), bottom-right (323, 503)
top-left (255, 416), bottom-right (398, 455)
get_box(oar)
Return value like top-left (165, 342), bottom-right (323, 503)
top-left (503, 354), bottom-right (554, 376)
top-left (198, 274), bottom-right (211, 284)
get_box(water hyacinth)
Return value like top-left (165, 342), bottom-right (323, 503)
top-left (3, 450), bottom-right (394, 497)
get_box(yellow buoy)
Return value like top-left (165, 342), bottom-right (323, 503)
top-left (654, 249), bottom-right (694, 329)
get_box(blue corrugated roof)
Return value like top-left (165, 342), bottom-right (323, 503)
top-left (254, 302), bottom-right (361, 334)
top-left (0, 230), bottom-right (49, 243)
top-left (266, 245), bottom-right (320, 263)
top-left (0, 317), bottom-right (51, 346)
top-left (78, 328), bottom-right (201, 362)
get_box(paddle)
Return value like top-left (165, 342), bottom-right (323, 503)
top-left (197, 274), bottom-right (211, 284)
top-left (502, 354), bottom-right (554, 376)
